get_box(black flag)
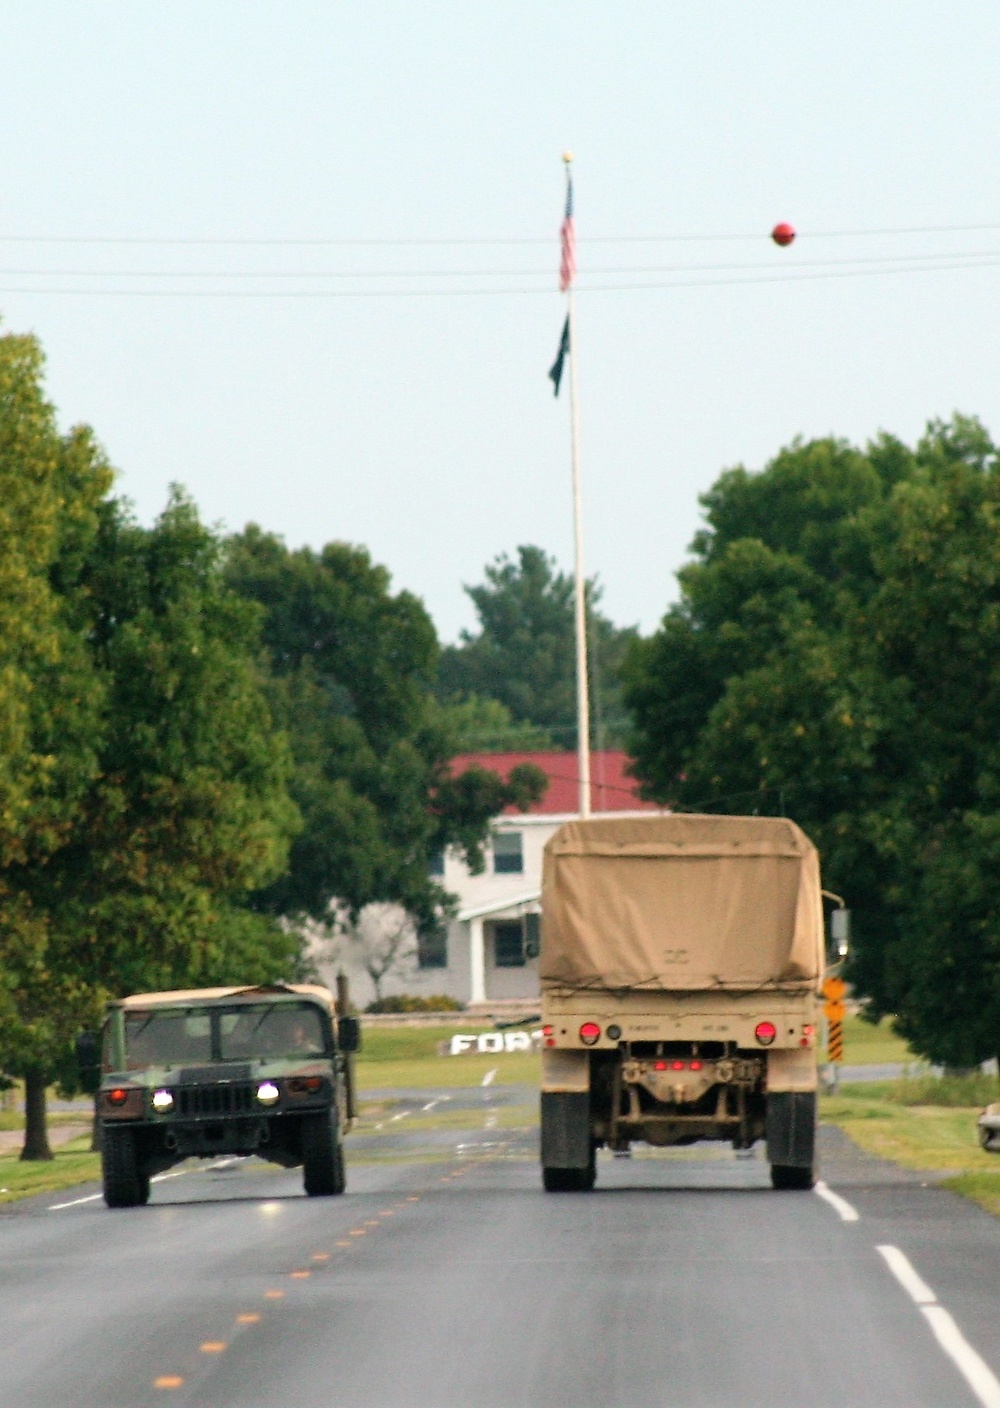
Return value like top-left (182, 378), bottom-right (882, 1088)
top-left (548, 315), bottom-right (570, 396)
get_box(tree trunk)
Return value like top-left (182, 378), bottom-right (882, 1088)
top-left (20, 1068), bottom-right (53, 1161)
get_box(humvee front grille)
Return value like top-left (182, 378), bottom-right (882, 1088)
top-left (177, 1083), bottom-right (256, 1118)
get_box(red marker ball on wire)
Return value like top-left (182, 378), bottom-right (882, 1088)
top-left (771, 222), bottom-right (796, 247)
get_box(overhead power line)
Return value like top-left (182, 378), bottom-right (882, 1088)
top-left (0, 220), bottom-right (998, 248)
top-left (0, 247), bottom-right (998, 281)
top-left (2, 253), bottom-right (1000, 298)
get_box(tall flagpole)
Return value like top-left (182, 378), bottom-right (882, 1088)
top-left (561, 152), bottom-right (591, 819)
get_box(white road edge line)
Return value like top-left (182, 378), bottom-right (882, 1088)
top-left (876, 1244), bottom-right (936, 1304)
top-left (422, 1100), bottom-right (440, 1112)
top-left (878, 1245), bottom-right (1000, 1408)
top-left (481, 1069), bottom-right (498, 1087)
top-left (49, 1166), bottom-right (190, 1210)
top-left (921, 1306), bottom-right (1000, 1408)
top-left (48, 1192), bottom-right (102, 1210)
top-left (814, 1180), bottom-right (859, 1222)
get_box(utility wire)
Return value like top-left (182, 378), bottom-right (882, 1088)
top-left (0, 219), bottom-right (999, 247)
top-left (2, 247), bottom-right (1000, 280)
top-left (3, 254), bottom-right (1000, 298)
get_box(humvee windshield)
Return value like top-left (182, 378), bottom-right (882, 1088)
top-left (124, 1002), bottom-right (328, 1068)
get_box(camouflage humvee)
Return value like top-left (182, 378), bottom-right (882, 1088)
top-left (78, 983), bottom-right (360, 1208)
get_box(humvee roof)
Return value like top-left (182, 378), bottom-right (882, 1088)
top-left (111, 983), bottom-right (335, 1010)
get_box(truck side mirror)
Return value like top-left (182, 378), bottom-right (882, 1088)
top-left (829, 908), bottom-right (850, 961)
top-left (75, 1031), bottom-right (101, 1094)
top-left (337, 1015), bottom-right (361, 1054)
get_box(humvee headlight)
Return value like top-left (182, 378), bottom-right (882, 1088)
top-left (256, 1081), bottom-right (280, 1106)
top-left (151, 1088), bottom-right (174, 1112)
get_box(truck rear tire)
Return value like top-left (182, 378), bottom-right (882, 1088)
top-left (770, 1163), bottom-right (815, 1190)
top-left (102, 1127), bottom-right (150, 1208)
top-left (542, 1139), bottom-right (596, 1193)
top-left (765, 1090), bottom-right (816, 1190)
top-left (543, 1163), bottom-right (594, 1192)
top-left (302, 1111), bottom-right (346, 1196)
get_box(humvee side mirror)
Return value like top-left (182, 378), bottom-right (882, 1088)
top-left (829, 907), bottom-right (850, 961)
top-left (75, 1031), bottom-right (101, 1095)
top-left (337, 1015), bottom-right (361, 1054)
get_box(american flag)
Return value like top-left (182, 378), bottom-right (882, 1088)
top-left (559, 174), bottom-right (576, 292)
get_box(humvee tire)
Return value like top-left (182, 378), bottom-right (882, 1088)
top-left (301, 1111), bottom-right (346, 1196)
top-left (770, 1163), bottom-right (815, 1191)
top-left (102, 1127), bottom-right (150, 1208)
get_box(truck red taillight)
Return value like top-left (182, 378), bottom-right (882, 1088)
top-left (107, 1088), bottom-right (129, 1105)
top-left (579, 1022), bottom-right (601, 1046)
top-left (754, 1021), bottom-right (777, 1046)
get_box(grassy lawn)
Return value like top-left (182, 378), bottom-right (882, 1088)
top-left (0, 1136), bottom-right (100, 1205)
top-left (821, 1074), bottom-right (1000, 1217)
top-left (356, 1022), bottom-right (540, 1091)
top-left (821, 1013), bottom-right (916, 1066)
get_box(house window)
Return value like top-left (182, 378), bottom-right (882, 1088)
top-left (427, 847), bottom-right (445, 876)
top-left (523, 912), bottom-right (541, 959)
top-left (492, 921), bottom-right (525, 967)
top-left (492, 831), bottom-right (523, 874)
top-left (417, 928), bottom-right (447, 968)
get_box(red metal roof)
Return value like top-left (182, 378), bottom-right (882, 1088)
top-left (449, 750), bottom-right (662, 816)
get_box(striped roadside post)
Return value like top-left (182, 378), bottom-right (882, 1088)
top-left (823, 976), bottom-right (847, 1086)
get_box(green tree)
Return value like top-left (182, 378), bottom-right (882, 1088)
top-left (623, 417), bottom-right (1000, 1071)
top-left (0, 332), bottom-right (113, 1157)
top-left (224, 528), bottom-right (546, 936)
top-left (429, 694), bottom-right (555, 752)
top-left (437, 545), bottom-right (637, 748)
top-left (3, 489), bottom-right (301, 1157)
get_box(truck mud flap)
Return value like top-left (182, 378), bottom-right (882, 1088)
top-left (541, 1091), bottom-right (591, 1170)
top-left (766, 1091), bottom-right (816, 1169)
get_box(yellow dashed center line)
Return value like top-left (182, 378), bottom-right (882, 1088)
top-left (150, 1185), bottom-right (433, 1393)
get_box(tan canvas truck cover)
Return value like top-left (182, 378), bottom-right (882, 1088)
top-left (540, 814), bottom-right (824, 994)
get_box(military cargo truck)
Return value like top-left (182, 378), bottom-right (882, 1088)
top-left (78, 983), bottom-right (360, 1208)
top-left (539, 814), bottom-right (825, 1192)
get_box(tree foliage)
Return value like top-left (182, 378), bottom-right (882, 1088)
top-left (224, 528), bottom-right (546, 934)
top-left (0, 332), bottom-right (303, 1154)
top-left (438, 545), bottom-right (637, 748)
top-left (623, 416), bottom-right (1000, 1068)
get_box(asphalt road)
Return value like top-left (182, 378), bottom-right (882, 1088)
top-left (3, 1083), bottom-right (1000, 1408)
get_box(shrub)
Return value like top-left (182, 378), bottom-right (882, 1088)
top-left (364, 994), bottom-right (464, 1014)
top-left (885, 1070), bottom-right (1000, 1107)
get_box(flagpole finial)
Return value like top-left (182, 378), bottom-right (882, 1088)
top-left (562, 150), bottom-right (573, 164)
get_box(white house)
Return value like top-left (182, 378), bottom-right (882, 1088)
top-left (314, 750), bottom-right (664, 1010)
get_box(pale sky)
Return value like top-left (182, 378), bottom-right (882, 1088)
top-left (2, 4), bottom-right (999, 641)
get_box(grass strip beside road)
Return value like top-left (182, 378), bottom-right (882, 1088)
top-left (821, 1079), bottom-right (1000, 1218)
top-left (0, 1137), bottom-right (100, 1205)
